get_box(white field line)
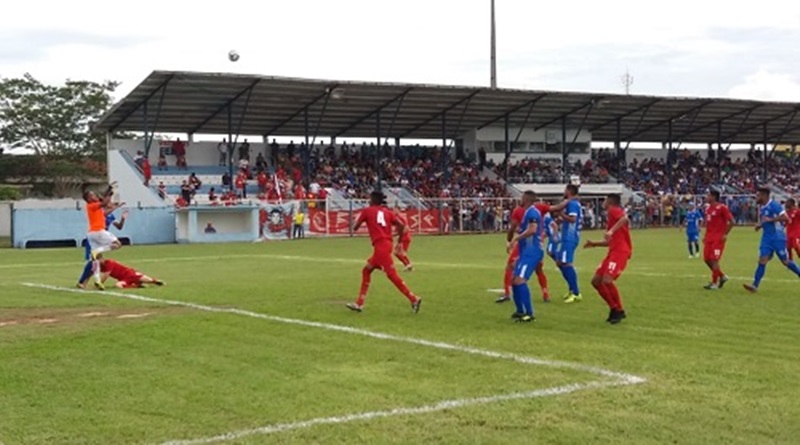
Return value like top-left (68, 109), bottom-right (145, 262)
top-left (22, 282), bottom-right (646, 444)
top-left (160, 380), bottom-right (624, 445)
top-left (5, 253), bottom-right (800, 284)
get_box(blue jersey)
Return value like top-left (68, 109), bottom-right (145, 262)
top-left (685, 210), bottom-right (701, 234)
top-left (543, 214), bottom-right (558, 244)
top-left (760, 200), bottom-right (787, 242)
top-left (518, 206), bottom-right (543, 257)
top-left (560, 199), bottom-right (582, 244)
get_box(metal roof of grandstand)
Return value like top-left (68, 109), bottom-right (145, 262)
top-left (94, 70), bottom-right (800, 144)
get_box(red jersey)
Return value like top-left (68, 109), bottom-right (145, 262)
top-left (787, 208), bottom-right (800, 238)
top-left (705, 203), bottom-right (733, 241)
top-left (534, 202), bottom-right (550, 217)
top-left (357, 205), bottom-right (395, 246)
top-left (607, 206), bottom-right (632, 255)
top-left (510, 206), bottom-right (525, 226)
top-left (100, 259), bottom-right (136, 280)
top-left (395, 211), bottom-right (412, 242)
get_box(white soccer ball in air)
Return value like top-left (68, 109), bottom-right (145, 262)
top-left (228, 50), bottom-right (240, 62)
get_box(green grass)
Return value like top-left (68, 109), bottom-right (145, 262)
top-left (1, 229), bottom-right (799, 444)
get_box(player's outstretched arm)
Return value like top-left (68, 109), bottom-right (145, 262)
top-left (100, 273), bottom-right (110, 284)
top-left (549, 199), bottom-right (569, 213)
top-left (392, 218), bottom-right (406, 255)
top-left (113, 211), bottom-right (129, 230)
top-left (584, 239), bottom-right (609, 249)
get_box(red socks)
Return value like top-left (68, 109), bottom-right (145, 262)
top-left (395, 253), bottom-right (411, 267)
top-left (386, 268), bottom-right (418, 303)
top-left (357, 267), bottom-right (372, 306)
top-left (535, 263), bottom-right (549, 297)
top-left (503, 268), bottom-right (513, 297)
top-left (595, 282), bottom-right (623, 311)
top-left (712, 266), bottom-right (724, 284)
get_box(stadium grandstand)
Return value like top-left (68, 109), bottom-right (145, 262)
top-left (85, 70), bottom-right (800, 240)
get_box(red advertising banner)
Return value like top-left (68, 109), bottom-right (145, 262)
top-left (309, 208), bottom-right (449, 235)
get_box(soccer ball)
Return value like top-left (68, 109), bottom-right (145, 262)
top-left (228, 50), bottom-right (240, 62)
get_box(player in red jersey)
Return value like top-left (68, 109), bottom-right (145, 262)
top-left (498, 201), bottom-right (550, 303)
top-left (785, 198), bottom-right (800, 260)
top-left (346, 191), bottom-right (421, 313)
top-left (393, 206), bottom-right (414, 271)
top-left (98, 257), bottom-right (164, 289)
top-left (702, 190), bottom-right (734, 290)
top-left (584, 194), bottom-right (632, 324)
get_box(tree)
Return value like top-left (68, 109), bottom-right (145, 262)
top-left (0, 74), bottom-right (118, 159)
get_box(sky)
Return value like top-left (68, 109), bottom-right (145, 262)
top-left (2, 1), bottom-right (800, 102)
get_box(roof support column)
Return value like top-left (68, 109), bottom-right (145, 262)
top-left (717, 121), bottom-right (723, 181)
top-left (141, 81), bottom-right (167, 159)
top-left (667, 119), bottom-right (673, 192)
top-left (763, 123), bottom-right (769, 183)
top-left (615, 119), bottom-right (622, 179)
top-left (304, 107), bottom-right (311, 187)
top-left (442, 111), bottom-right (448, 181)
top-left (562, 118), bottom-right (568, 183)
top-left (227, 105), bottom-right (234, 187)
top-left (376, 109), bottom-right (382, 192)
top-left (504, 114), bottom-right (511, 181)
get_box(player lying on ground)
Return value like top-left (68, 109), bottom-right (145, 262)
top-left (498, 200), bottom-right (550, 303)
top-left (77, 205), bottom-right (128, 289)
top-left (97, 257), bottom-right (165, 289)
top-left (346, 191), bottom-right (422, 313)
top-left (584, 194), bottom-right (632, 324)
top-left (785, 198), bottom-right (800, 261)
top-left (506, 191), bottom-right (545, 323)
top-left (743, 188), bottom-right (800, 292)
top-left (83, 184), bottom-right (124, 290)
top-left (393, 206), bottom-right (414, 272)
top-left (702, 190), bottom-right (734, 290)
top-left (549, 184), bottom-right (583, 303)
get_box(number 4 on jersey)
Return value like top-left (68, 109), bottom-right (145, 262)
top-left (377, 210), bottom-right (386, 227)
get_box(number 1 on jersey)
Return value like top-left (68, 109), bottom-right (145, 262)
top-left (377, 210), bottom-right (387, 227)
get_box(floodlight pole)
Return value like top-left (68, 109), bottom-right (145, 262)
top-left (490, 0), bottom-right (497, 89)
top-left (376, 110), bottom-right (382, 192)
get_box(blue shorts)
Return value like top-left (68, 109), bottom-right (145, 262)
top-left (760, 238), bottom-right (788, 261)
top-left (557, 241), bottom-right (578, 264)
top-left (514, 252), bottom-right (544, 281)
top-left (547, 242), bottom-right (558, 259)
top-left (687, 232), bottom-right (699, 243)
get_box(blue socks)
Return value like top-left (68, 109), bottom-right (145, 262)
top-left (78, 261), bottom-right (93, 285)
top-left (560, 266), bottom-right (580, 295)
top-left (753, 263), bottom-right (766, 288)
top-left (512, 283), bottom-right (533, 316)
top-left (787, 261), bottom-right (800, 276)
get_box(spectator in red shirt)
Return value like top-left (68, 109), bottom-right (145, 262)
top-left (257, 171), bottom-right (268, 195)
top-left (235, 173), bottom-right (247, 198)
top-left (142, 157), bottom-right (152, 186)
top-left (172, 138), bottom-right (187, 170)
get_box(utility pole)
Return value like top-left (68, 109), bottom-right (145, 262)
top-left (621, 68), bottom-right (634, 95)
top-left (490, 0), bottom-right (497, 88)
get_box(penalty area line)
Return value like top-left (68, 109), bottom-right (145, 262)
top-left (21, 282), bottom-right (646, 444)
top-left (159, 380), bottom-right (625, 445)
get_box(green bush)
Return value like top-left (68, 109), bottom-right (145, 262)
top-left (0, 186), bottom-right (22, 201)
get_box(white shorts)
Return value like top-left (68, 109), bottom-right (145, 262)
top-left (87, 230), bottom-right (119, 250)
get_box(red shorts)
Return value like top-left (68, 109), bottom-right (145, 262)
top-left (119, 273), bottom-right (143, 288)
top-left (401, 238), bottom-right (411, 252)
top-left (788, 237), bottom-right (800, 252)
top-left (506, 244), bottom-right (520, 266)
top-left (595, 251), bottom-right (630, 280)
top-left (368, 241), bottom-right (395, 270)
top-left (704, 239), bottom-right (726, 261)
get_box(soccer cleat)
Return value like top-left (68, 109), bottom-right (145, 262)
top-left (563, 293), bottom-right (583, 304)
top-left (703, 283), bottom-right (718, 290)
top-left (411, 298), bottom-right (422, 314)
top-left (718, 275), bottom-right (729, 289)
top-left (543, 295), bottom-right (551, 303)
top-left (404, 264), bottom-right (414, 272)
top-left (689, 255), bottom-right (694, 259)
top-left (93, 281), bottom-right (105, 291)
top-left (608, 310), bottom-right (627, 325)
top-left (606, 309), bottom-right (614, 322)
top-left (515, 314), bottom-right (534, 323)
top-left (743, 284), bottom-right (758, 293)
top-left (346, 302), bottom-right (363, 312)
top-left (511, 312), bottom-right (524, 319)
top-left (495, 295), bottom-right (510, 303)
top-left (154, 280), bottom-right (165, 286)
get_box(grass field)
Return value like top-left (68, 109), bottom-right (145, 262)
top-left (1, 228), bottom-right (799, 444)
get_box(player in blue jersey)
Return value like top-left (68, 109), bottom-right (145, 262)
top-left (507, 191), bottom-right (544, 323)
top-left (683, 204), bottom-right (703, 258)
top-left (77, 204), bottom-right (127, 289)
top-left (743, 188), bottom-right (800, 292)
top-left (543, 212), bottom-right (560, 262)
top-left (550, 184), bottom-right (583, 303)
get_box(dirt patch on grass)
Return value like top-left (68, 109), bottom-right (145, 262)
top-left (0, 306), bottom-right (189, 329)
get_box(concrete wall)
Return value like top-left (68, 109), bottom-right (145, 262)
top-left (12, 206), bottom-right (176, 248)
top-left (113, 138), bottom-right (268, 166)
top-left (108, 149), bottom-right (165, 207)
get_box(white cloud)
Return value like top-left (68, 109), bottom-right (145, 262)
top-left (728, 69), bottom-right (800, 101)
